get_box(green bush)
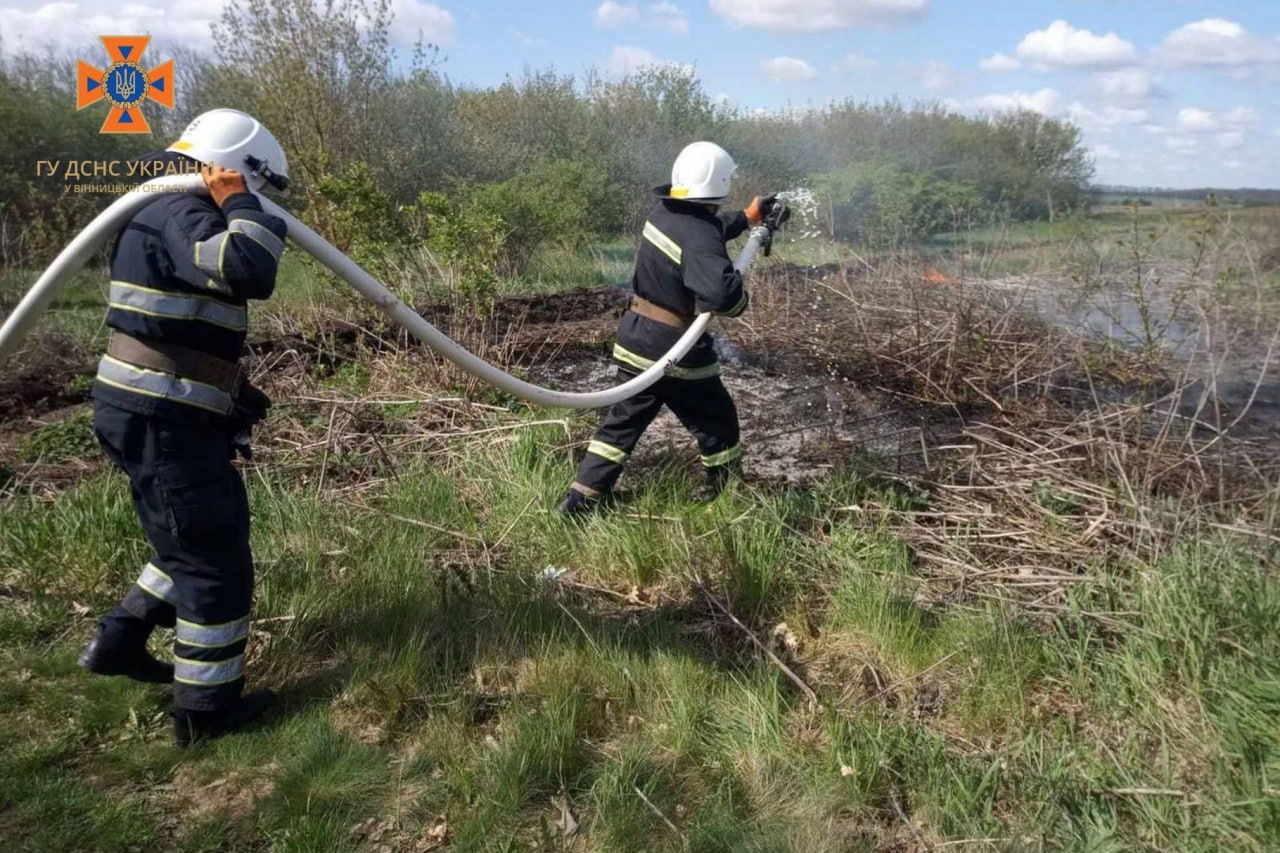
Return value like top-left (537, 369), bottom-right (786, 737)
top-left (815, 160), bottom-right (982, 247)
top-left (464, 158), bottom-right (621, 277)
top-left (315, 162), bottom-right (414, 273)
top-left (417, 190), bottom-right (505, 311)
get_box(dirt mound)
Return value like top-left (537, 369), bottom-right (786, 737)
top-left (0, 330), bottom-right (96, 428)
top-left (489, 286), bottom-right (627, 326)
top-left (0, 367), bottom-right (91, 422)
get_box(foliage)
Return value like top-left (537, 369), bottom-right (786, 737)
top-left (0, 0), bottom-right (1095, 266)
top-left (0, 57), bottom-right (151, 265)
top-left (815, 159), bottom-right (982, 246)
top-left (417, 190), bottom-right (504, 310)
top-left (464, 158), bottom-right (622, 276)
top-left (314, 161), bottom-right (413, 273)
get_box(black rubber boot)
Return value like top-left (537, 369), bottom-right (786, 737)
top-left (78, 614), bottom-right (173, 684)
top-left (557, 488), bottom-right (599, 516)
top-left (173, 689), bottom-right (275, 748)
top-left (696, 464), bottom-right (738, 503)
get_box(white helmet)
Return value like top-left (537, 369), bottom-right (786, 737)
top-left (657, 141), bottom-right (736, 203)
top-left (168, 108), bottom-right (289, 192)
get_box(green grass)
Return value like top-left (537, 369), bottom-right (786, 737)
top-left (4, 213), bottom-right (1280, 849)
top-left (17, 410), bottom-right (96, 464)
top-left (1, 410), bottom-right (1277, 851)
top-left (0, 267), bottom-right (109, 359)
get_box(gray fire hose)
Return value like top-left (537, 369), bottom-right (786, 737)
top-left (0, 176), bottom-right (770, 409)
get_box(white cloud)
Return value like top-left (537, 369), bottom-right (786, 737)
top-left (833, 52), bottom-right (878, 72)
top-left (1090, 68), bottom-right (1156, 104)
top-left (0, 1), bottom-right (217, 49)
top-left (1016, 20), bottom-right (1137, 70)
top-left (648, 1), bottom-right (690, 34)
top-left (595, 1), bottom-right (689, 35)
top-left (917, 59), bottom-right (950, 89)
top-left (979, 52), bottom-right (1019, 73)
top-left (761, 55), bottom-right (819, 82)
top-left (1177, 107), bottom-right (1218, 134)
top-left (970, 88), bottom-right (1059, 115)
top-left (1067, 102), bottom-right (1148, 131)
top-left (710, 0), bottom-right (929, 35)
top-left (1216, 131), bottom-right (1245, 151)
top-left (1162, 107), bottom-right (1255, 160)
top-left (1176, 106), bottom-right (1257, 134)
top-left (1220, 106), bottom-right (1258, 126)
top-left (609, 45), bottom-right (657, 75)
top-left (1092, 143), bottom-right (1120, 161)
top-left (596, 0), bottom-right (640, 28)
top-left (1165, 135), bottom-right (1200, 155)
top-left (1157, 18), bottom-right (1280, 67)
top-left (390, 0), bottom-right (456, 47)
top-left (607, 45), bottom-right (691, 76)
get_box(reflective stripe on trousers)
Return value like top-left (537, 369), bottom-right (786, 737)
top-left (135, 562), bottom-right (178, 605)
top-left (176, 616), bottom-right (250, 649)
top-left (174, 654), bottom-right (245, 687)
top-left (701, 443), bottom-right (742, 467)
top-left (108, 281), bottom-right (247, 332)
top-left (96, 354), bottom-right (234, 415)
top-left (586, 439), bottom-right (629, 464)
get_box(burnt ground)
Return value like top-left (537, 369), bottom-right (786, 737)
top-left (2, 262), bottom-right (1274, 496)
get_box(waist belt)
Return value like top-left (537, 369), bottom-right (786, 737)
top-left (630, 296), bottom-right (694, 330)
top-left (106, 332), bottom-right (242, 392)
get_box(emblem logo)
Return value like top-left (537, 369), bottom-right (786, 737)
top-left (76, 36), bottom-right (174, 134)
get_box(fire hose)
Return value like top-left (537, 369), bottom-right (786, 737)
top-left (0, 175), bottom-right (775, 410)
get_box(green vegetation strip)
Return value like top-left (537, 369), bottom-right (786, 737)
top-left (2, 419), bottom-right (1278, 851)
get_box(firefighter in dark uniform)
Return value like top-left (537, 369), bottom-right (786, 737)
top-left (559, 141), bottom-right (786, 512)
top-left (77, 109), bottom-right (290, 747)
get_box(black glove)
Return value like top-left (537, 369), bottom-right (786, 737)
top-left (746, 193), bottom-right (792, 229)
top-left (229, 382), bottom-right (271, 460)
top-left (764, 198), bottom-right (792, 230)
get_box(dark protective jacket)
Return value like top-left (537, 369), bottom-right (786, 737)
top-left (92, 152), bottom-right (287, 422)
top-left (613, 198), bottom-right (750, 379)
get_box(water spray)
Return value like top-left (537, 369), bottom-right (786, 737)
top-left (0, 176), bottom-right (774, 410)
top-left (776, 188), bottom-right (822, 241)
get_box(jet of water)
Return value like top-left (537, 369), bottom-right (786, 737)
top-left (775, 187), bottom-right (822, 240)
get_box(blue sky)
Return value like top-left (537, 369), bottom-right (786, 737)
top-left (4, 1), bottom-right (1278, 188)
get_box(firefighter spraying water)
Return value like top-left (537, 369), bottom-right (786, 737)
top-left (559, 141), bottom-right (792, 513)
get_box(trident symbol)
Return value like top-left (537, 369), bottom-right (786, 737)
top-left (77, 36), bottom-right (175, 133)
top-left (115, 67), bottom-right (137, 102)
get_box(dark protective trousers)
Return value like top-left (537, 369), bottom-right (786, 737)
top-left (572, 368), bottom-right (742, 495)
top-left (93, 401), bottom-right (254, 711)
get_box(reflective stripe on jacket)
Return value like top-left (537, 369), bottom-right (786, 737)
top-left (615, 199), bottom-right (749, 376)
top-left (92, 152), bottom-right (287, 420)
